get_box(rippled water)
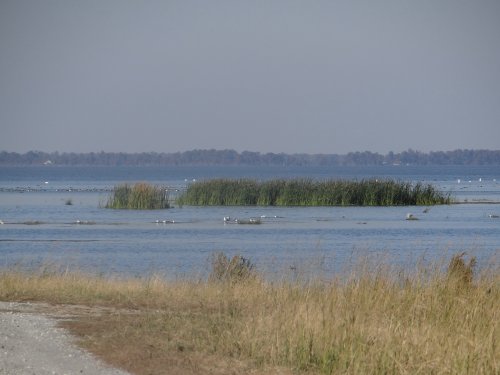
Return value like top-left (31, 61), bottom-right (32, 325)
top-left (1, 165), bottom-right (499, 277)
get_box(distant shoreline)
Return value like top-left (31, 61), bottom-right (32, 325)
top-left (1, 148), bottom-right (500, 166)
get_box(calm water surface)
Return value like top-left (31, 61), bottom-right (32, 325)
top-left (1, 165), bottom-right (499, 277)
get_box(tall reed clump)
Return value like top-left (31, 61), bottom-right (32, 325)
top-left (176, 178), bottom-right (451, 206)
top-left (104, 183), bottom-right (169, 209)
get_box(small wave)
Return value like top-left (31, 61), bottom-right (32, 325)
top-left (22, 221), bottom-right (45, 225)
top-left (73, 220), bottom-right (96, 225)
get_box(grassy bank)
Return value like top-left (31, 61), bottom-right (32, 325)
top-left (176, 178), bottom-right (451, 206)
top-left (1, 254), bottom-right (497, 375)
top-left (104, 183), bottom-right (169, 209)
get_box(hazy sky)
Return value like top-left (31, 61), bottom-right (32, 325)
top-left (1, 0), bottom-right (499, 154)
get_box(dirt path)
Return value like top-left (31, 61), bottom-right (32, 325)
top-left (0, 302), bottom-right (130, 375)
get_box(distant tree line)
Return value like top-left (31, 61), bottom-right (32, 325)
top-left (0, 149), bottom-right (499, 166)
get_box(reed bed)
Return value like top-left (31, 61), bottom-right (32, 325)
top-left (104, 183), bottom-right (169, 209)
top-left (176, 178), bottom-right (451, 206)
top-left (1, 253), bottom-right (497, 375)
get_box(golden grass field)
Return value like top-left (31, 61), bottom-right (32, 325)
top-left (1, 253), bottom-right (498, 375)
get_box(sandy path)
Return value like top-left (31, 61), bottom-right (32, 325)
top-left (0, 302), bottom-right (130, 375)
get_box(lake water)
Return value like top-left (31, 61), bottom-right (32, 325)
top-left (1, 165), bottom-right (499, 278)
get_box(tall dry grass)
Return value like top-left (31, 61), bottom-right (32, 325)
top-left (1, 254), bottom-right (498, 374)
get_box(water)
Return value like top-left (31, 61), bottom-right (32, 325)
top-left (1, 165), bottom-right (499, 278)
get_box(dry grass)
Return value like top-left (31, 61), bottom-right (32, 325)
top-left (1, 255), bottom-right (499, 375)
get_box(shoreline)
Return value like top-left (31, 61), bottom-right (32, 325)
top-left (1, 256), bottom-right (498, 375)
top-left (0, 301), bottom-right (130, 375)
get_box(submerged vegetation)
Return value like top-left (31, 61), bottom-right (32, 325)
top-left (104, 183), bottom-right (169, 209)
top-left (177, 178), bottom-right (451, 206)
top-left (1, 253), bottom-right (498, 375)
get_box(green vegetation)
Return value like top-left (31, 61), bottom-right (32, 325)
top-left (177, 178), bottom-right (451, 206)
top-left (1, 253), bottom-right (497, 375)
top-left (104, 183), bottom-right (169, 209)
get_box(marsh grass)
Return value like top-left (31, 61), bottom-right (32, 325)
top-left (176, 178), bottom-right (451, 206)
top-left (1, 253), bottom-right (498, 375)
top-left (447, 252), bottom-right (477, 286)
top-left (105, 183), bottom-right (169, 209)
top-left (208, 252), bottom-right (257, 284)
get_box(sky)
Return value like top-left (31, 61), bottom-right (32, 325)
top-left (1, 0), bottom-right (500, 155)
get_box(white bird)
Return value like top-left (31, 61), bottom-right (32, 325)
top-left (223, 216), bottom-right (231, 222)
top-left (406, 213), bottom-right (418, 221)
top-left (0, 220), bottom-right (4, 225)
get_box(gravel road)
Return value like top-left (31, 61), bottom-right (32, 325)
top-left (0, 302), bottom-right (130, 375)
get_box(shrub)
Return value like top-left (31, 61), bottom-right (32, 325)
top-left (447, 252), bottom-right (476, 286)
top-left (208, 252), bottom-right (256, 283)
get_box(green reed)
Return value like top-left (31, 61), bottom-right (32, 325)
top-left (105, 183), bottom-right (169, 209)
top-left (176, 178), bottom-right (451, 206)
